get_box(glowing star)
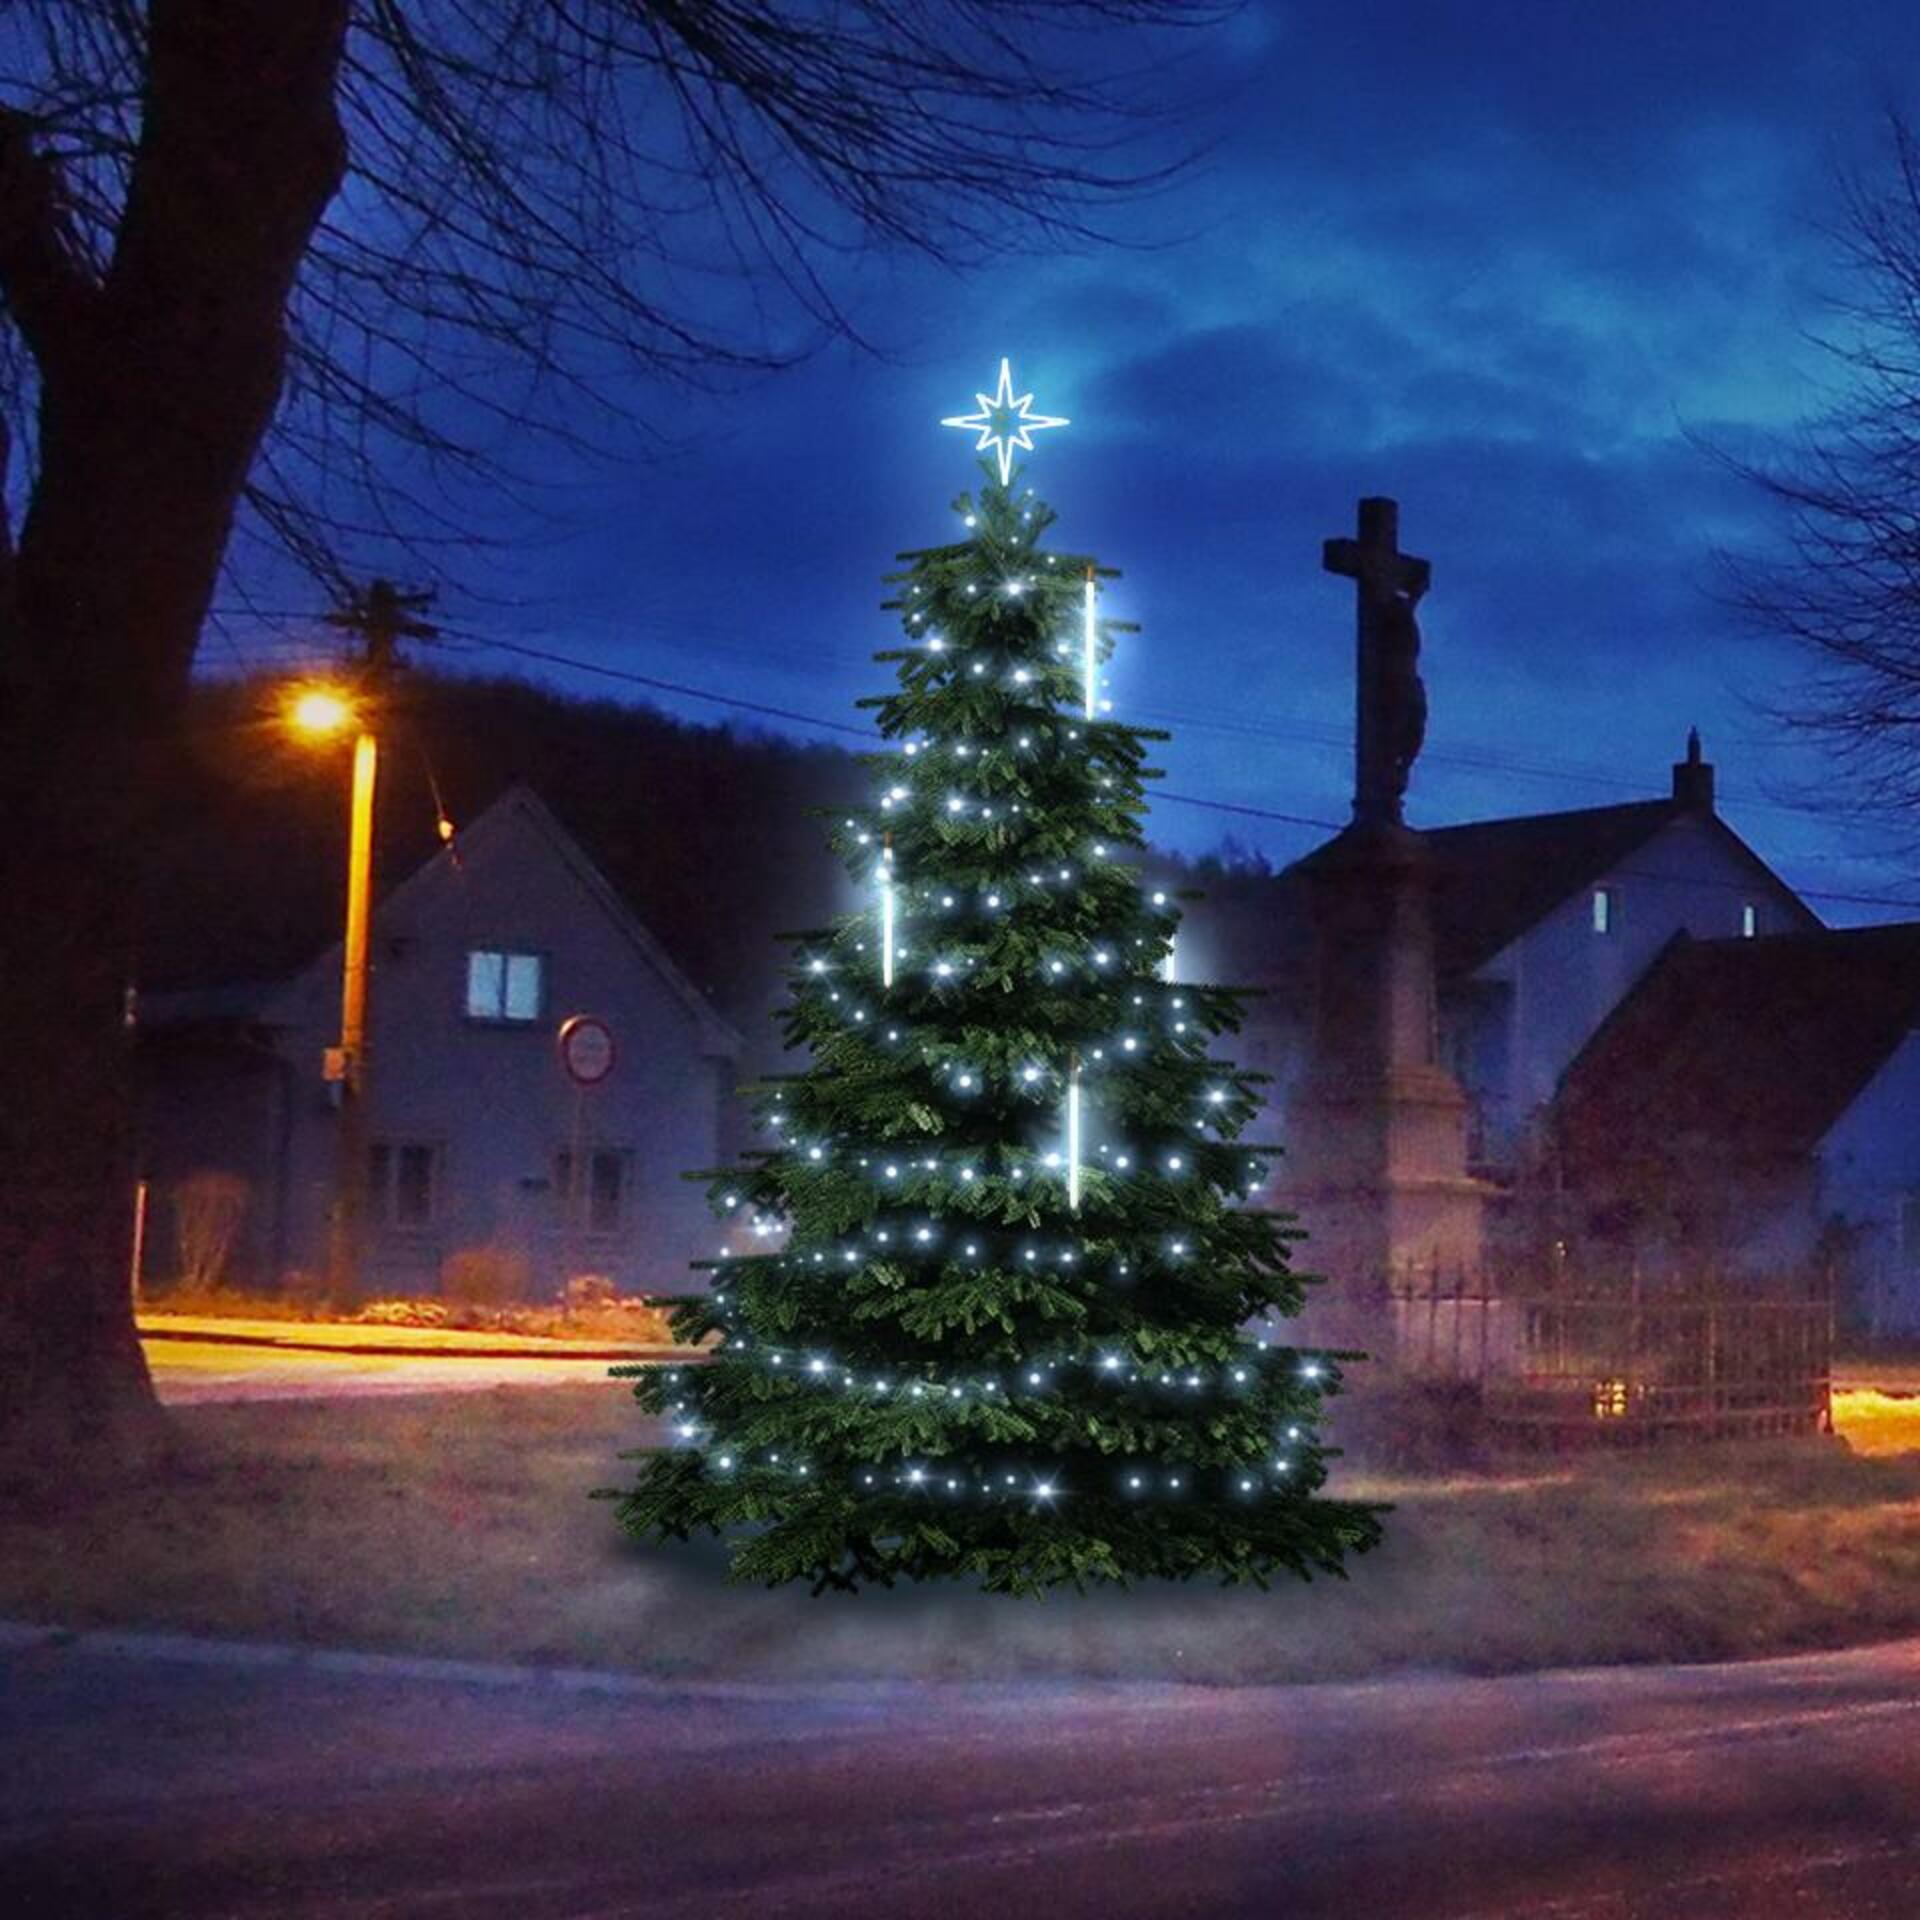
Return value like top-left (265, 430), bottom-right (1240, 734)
top-left (941, 358), bottom-right (1069, 485)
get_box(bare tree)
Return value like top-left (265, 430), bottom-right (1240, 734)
top-left (171, 1171), bottom-right (248, 1294)
top-left (0, 0), bottom-right (1223, 1465)
top-left (1729, 112), bottom-right (1920, 826)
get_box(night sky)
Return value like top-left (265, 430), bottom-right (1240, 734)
top-left (248, 1), bottom-right (1920, 925)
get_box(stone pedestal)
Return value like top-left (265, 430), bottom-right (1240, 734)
top-left (1281, 823), bottom-right (1488, 1363)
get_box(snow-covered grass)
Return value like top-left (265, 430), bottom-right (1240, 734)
top-left (3, 1386), bottom-right (1916, 1686)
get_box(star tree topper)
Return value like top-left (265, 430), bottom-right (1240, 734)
top-left (941, 357), bottom-right (1069, 484)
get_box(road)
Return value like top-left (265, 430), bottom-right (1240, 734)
top-left (4, 1628), bottom-right (1919, 1918)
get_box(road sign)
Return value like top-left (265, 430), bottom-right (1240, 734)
top-left (557, 1014), bottom-right (616, 1087)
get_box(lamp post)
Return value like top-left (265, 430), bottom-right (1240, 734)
top-left (289, 685), bottom-right (378, 1297)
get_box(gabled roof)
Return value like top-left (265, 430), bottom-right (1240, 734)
top-left (1279, 796), bottom-right (1820, 979)
top-left (137, 977), bottom-right (297, 1032)
top-left (143, 783), bottom-right (742, 1060)
top-left (357, 784), bottom-right (743, 1060)
top-left (1422, 800), bottom-right (1679, 975)
top-left (1556, 921), bottom-right (1920, 1166)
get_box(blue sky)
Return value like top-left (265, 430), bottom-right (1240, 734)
top-left (255, 1), bottom-right (1920, 923)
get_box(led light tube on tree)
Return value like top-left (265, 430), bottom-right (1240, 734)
top-left (1084, 564), bottom-right (1098, 720)
top-left (1067, 1055), bottom-right (1083, 1212)
top-left (880, 834), bottom-right (895, 988)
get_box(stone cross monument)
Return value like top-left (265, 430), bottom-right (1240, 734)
top-left (1323, 497), bottom-right (1430, 828)
top-left (1285, 498), bottom-right (1487, 1364)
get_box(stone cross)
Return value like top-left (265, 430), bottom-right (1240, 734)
top-left (1323, 497), bottom-right (1431, 829)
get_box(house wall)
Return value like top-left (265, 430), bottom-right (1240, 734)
top-left (136, 1038), bottom-right (294, 1292)
top-left (1818, 1031), bottom-right (1920, 1334)
top-left (260, 800), bottom-right (735, 1298)
top-left (1462, 814), bottom-right (1803, 1166)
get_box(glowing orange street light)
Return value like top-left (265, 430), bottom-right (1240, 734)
top-left (288, 681), bottom-right (379, 1295)
top-left (289, 686), bottom-right (354, 738)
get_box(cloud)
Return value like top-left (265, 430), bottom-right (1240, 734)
top-left (305, 0), bottom-right (1920, 901)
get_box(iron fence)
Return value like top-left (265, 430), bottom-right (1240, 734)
top-left (1384, 1262), bottom-right (1833, 1444)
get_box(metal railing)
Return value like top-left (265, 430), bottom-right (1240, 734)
top-left (1384, 1260), bottom-right (1833, 1444)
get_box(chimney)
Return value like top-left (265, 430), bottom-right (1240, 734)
top-left (1671, 726), bottom-right (1715, 813)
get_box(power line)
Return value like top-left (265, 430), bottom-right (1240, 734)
top-left (425, 626), bottom-right (1920, 916)
top-left (439, 631), bottom-right (877, 740)
top-left (438, 608), bottom-right (1824, 825)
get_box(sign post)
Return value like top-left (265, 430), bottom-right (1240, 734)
top-left (556, 1016), bottom-right (616, 1287)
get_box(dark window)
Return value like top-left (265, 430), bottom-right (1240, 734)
top-left (1902, 1194), bottom-right (1920, 1272)
top-left (555, 1147), bottom-right (630, 1234)
top-left (466, 949), bottom-right (545, 1023)
top-left (369, 1142), bottom-right (437, 1226)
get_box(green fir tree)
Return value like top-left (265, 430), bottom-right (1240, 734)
top-left (615, 462), bottom-right (1384, 1595)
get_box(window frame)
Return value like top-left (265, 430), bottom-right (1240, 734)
top-left (554, 1145), bottom-right (635, 1237)
top-left (368, 1139), bottom-right (441, 1230)
top-left (464, 947), bottom-right (549, 1026)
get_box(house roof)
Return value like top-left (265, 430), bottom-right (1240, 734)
top-left (1423, 800), bottom-right (1680, 975)
top-left (1277, 795), bottom-right (1819, 980)
top-left (137, 977), bottom-right (296, 1031)
top-left (1556, 921), bottom-right (1920, 1166)
top-left (142, 783), bottom-right (743, 1060)
top-left (416, 785), bottom-right (743, 1060)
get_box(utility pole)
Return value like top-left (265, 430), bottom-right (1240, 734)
top-left (320, 580), bottom-right (437, 1298)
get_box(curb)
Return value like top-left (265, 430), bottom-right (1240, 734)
top-left (137, 1325), bottom-right (705, 1364)
top-left (7, 1618), bottom-right (1918, 1715)
top-left (0, 1619), bottom-right (885, 1703)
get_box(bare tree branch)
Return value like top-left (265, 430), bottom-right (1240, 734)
top-left (0, 0), bottom-right (1222, 606)
top-left (1722, 110), bottom-right (1920, 827)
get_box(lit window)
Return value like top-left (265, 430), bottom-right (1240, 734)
top-left (369, 1142), bottom-right (436, 1226)
top-left (466, 949), bottom-right (544, 1022)
top-left (1741, 902), bottom-right (1758, 939)
top-left (1592, 1377), bottom-right (1630, 1419)
top-left (556, 1147), bottom-right (631, 1234)
top-left (1591, 887), bottom-right (1618, 935)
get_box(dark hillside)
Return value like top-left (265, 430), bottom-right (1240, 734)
top-left (138, 671), bottom-right (1291, 1066)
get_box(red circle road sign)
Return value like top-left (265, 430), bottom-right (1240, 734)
top-left (557, 1014), bottom-right (616, 1087)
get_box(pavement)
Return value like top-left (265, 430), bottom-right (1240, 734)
top-left (1834, 1360), bottom-right (1920, 1396)
top-left (137, 1313), bottom-right (694, 1403)
top-left (4, 1621), bottom-right (1920, 1917)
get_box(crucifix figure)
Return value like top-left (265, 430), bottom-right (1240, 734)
top-left (1323, 497), bottom-right (1430, 828)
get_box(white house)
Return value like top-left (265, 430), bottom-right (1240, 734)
top-left (1228, 733), bottom-right (1821, 1178)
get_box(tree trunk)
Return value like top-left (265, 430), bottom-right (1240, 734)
top-left (0, 0), bottom-right (349, 1471)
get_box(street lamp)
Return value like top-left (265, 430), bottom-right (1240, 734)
top-left (286, 682), bottom-right (378, 1296)
top-left (289, 687), bottom-right (354, 738)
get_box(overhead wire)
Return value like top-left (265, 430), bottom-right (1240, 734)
top-left (407, 624), bottom-right (1920, 916)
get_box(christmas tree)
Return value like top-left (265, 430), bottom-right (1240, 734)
top-left (615, 365), bottom-right (1384, 1595)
